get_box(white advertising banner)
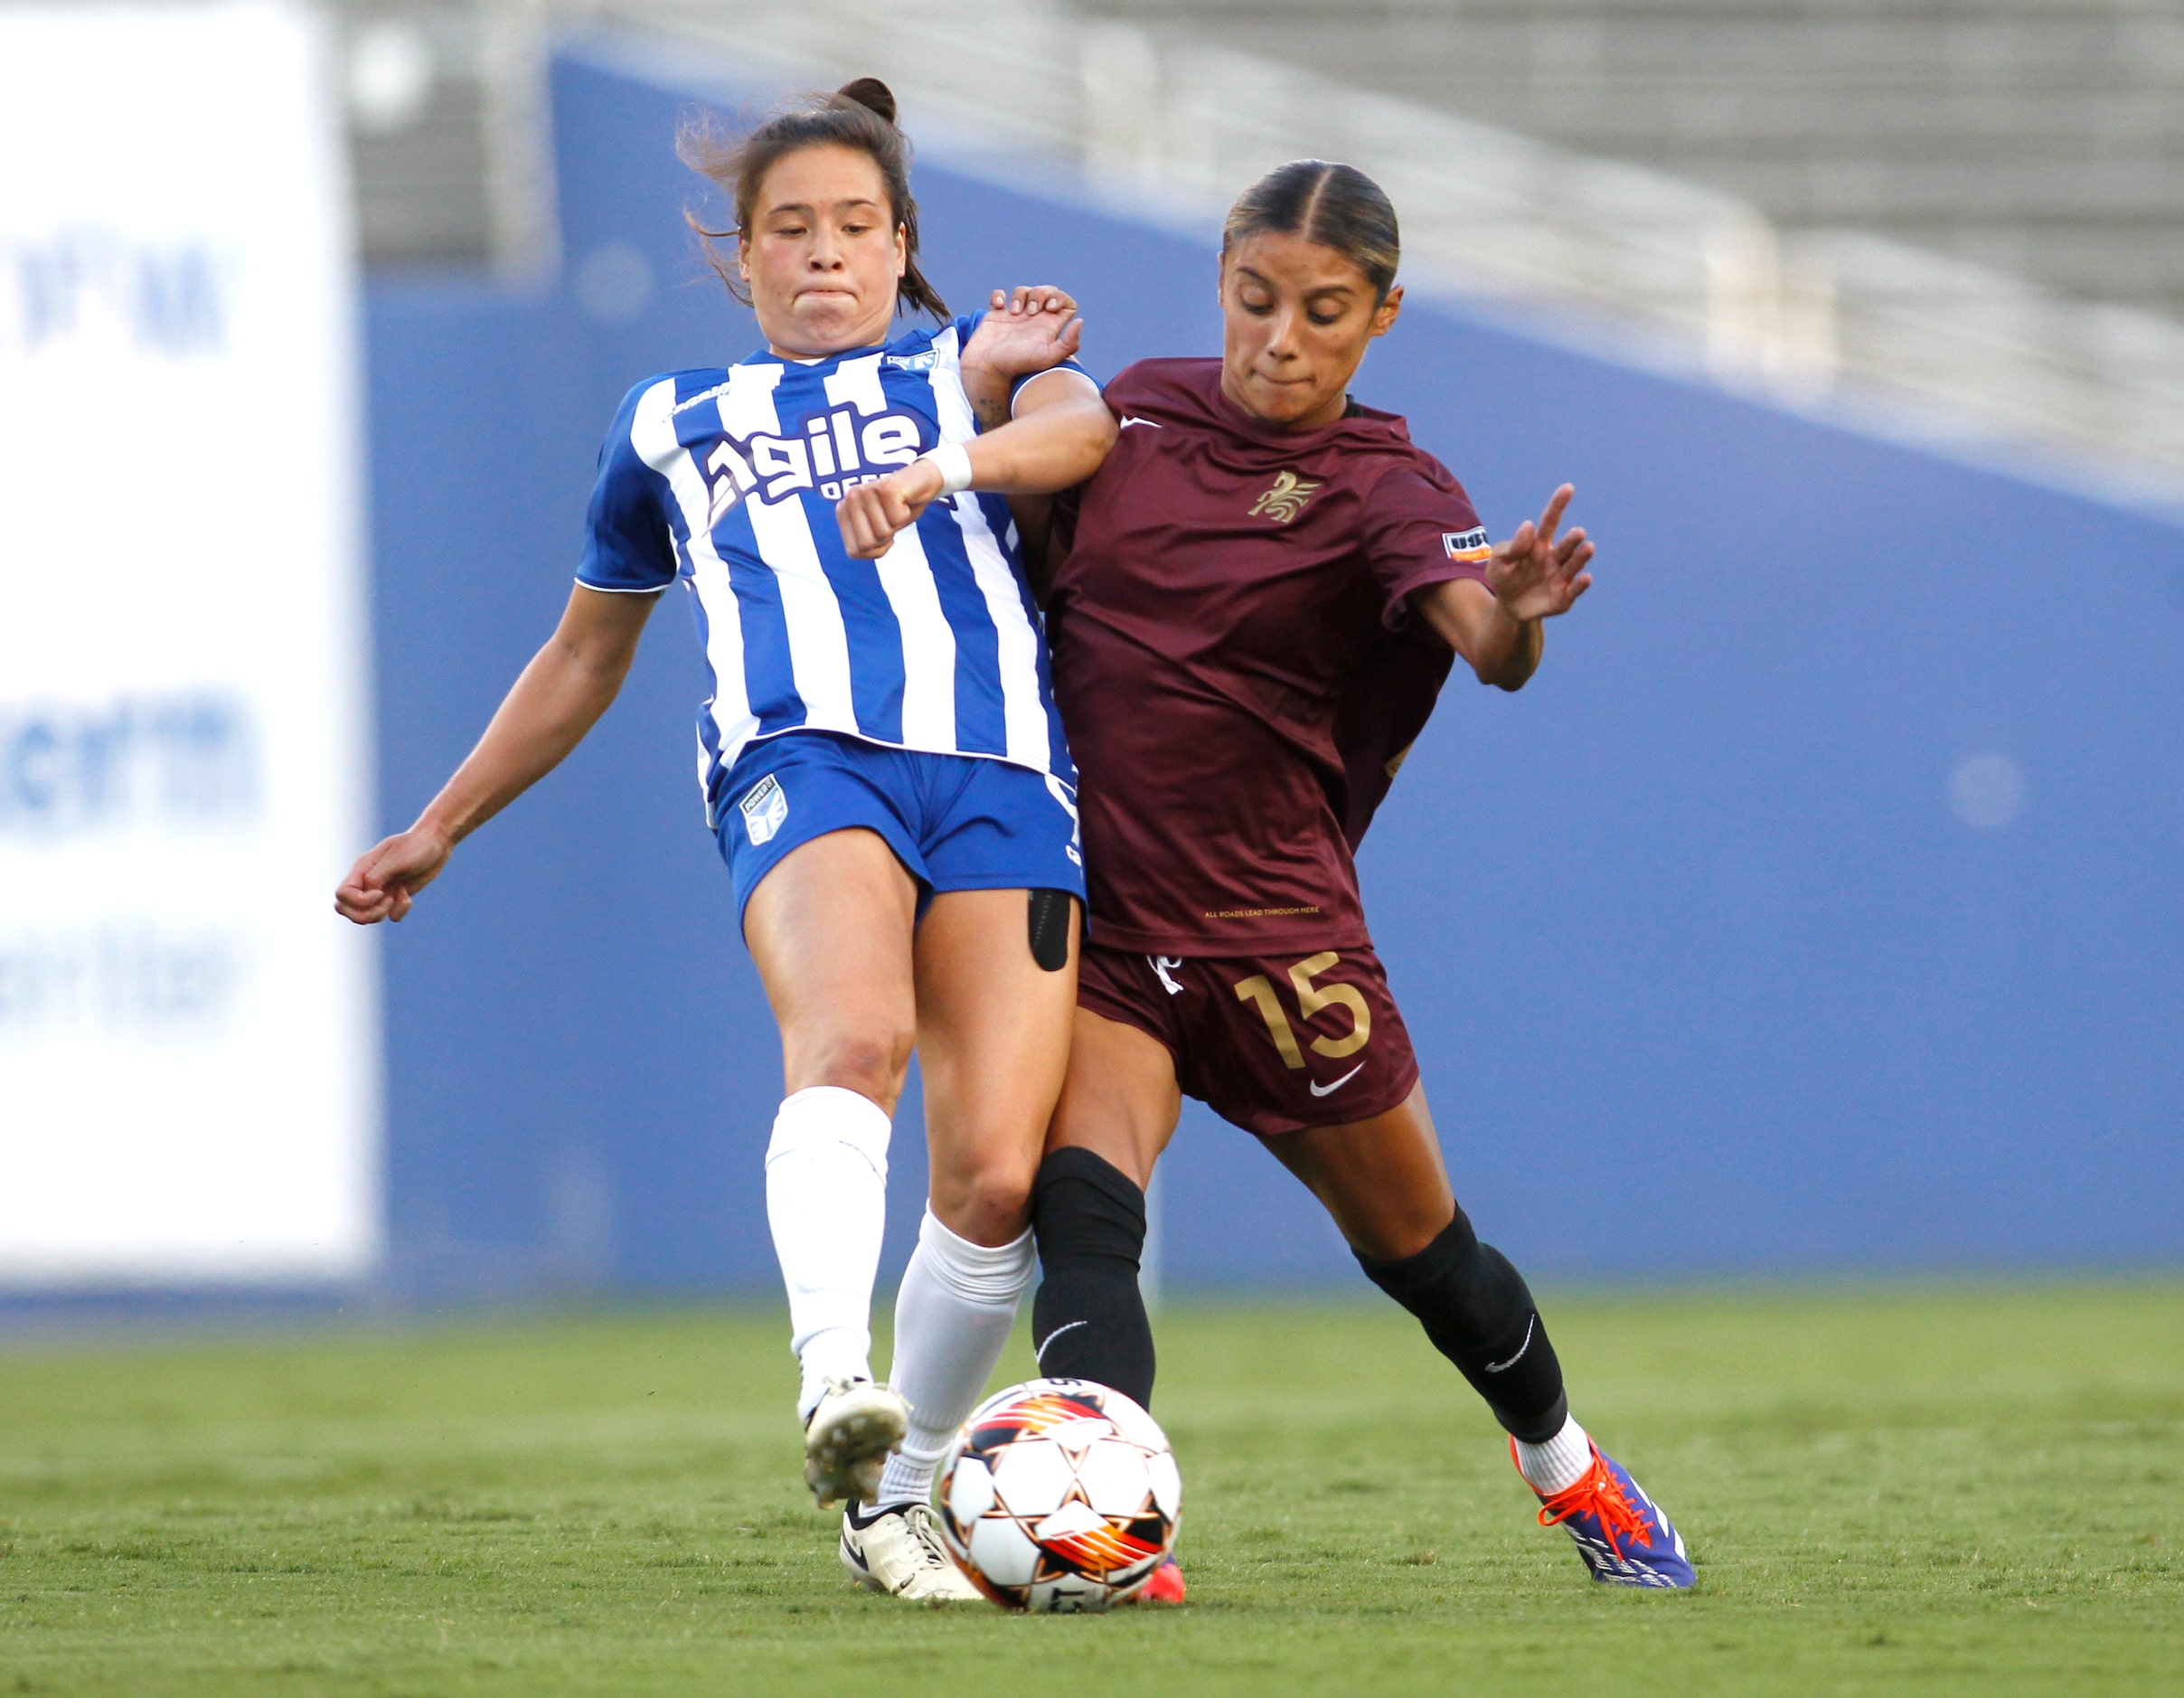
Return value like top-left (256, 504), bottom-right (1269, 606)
top-left (0, 3), bottom-right (377, 1284)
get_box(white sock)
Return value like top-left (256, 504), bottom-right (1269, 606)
top-left (1514, 1414), bottom-right (1594, 1496)
top-left (873, 1207), bottom-right (1035, 1507)
top-left (765, 1086), bottom-right (892, 1423)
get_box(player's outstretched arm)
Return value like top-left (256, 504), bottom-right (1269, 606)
top-left (835, 288), bottom-right (1117, 561)
top-left (960, 287), bottom-right (1093, 597)
top-left (333, 583), bottom-right (660, 924)
top-left (1416, 483), bottom-right (1595, 693)
top-left (835, 379), bottom-right (1116, 560)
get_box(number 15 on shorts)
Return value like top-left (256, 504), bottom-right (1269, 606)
top-left (1234, 952), bottom-right (1371, 1070)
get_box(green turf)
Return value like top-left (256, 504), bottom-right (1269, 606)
top-left (0, 1284), bottom-right (2178, 1696)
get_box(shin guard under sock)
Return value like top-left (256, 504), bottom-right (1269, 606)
top-left (875, 1210), bottom-right (1035, 1508)
top-left (1030, 1147), bottom-right (1157, 1409)
top-left (765, 1087), bottom-right (890, 1421)
top-left (1354, 1211), bottom-right (1567, 1443)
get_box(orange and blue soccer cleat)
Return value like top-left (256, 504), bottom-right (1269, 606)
top-left (1130, 1558), bottom-right (1187, 1605)
top-left (1516, 1439), bottom-right (1695, 1590)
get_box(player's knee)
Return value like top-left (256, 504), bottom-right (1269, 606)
top-left (1354, 1212), bottom-right (1566, 1438)
top-left (929, 1150), bottom-right (1039, 1247)
top-left (1355, 1211), bottom-right (1524, 1338)
top-left (790, 1023), bottom-right (914, 1108)
top-left (1342, 1201), bottom-right (1459, 1264)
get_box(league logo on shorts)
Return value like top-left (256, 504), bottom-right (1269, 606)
top-left (739, 774), bottom-right (788, 846)
top-left (1443, 526), bottom-right (1492, 563)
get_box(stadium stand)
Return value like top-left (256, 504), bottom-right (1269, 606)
top-left (325, 0), bottom-right (553, 273)
top-left (1078, 0), bottom-right (2184, 325)
top-left (326, 0), bottom-right (2184, 498)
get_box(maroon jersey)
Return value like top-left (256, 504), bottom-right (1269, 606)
top-left (1046, 358), bottom-right (1491, 955)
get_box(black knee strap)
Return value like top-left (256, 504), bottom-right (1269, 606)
top-left (1355, 1211), bottom-right (1567, 1443)
top-left (1030, 1147), bottom-right (1156, 1408)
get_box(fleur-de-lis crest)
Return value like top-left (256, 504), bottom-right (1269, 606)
top-left (1247, 469), bottom-right (1323, 524)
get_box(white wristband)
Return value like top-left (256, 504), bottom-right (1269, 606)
top-left (918, 441), bottom-right (974, 497)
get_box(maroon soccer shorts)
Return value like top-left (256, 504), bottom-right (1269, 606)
top-left (1075, 942), bottom-right (1421, 1137)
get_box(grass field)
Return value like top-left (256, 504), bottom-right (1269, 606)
top-left (1, 1284), bottom-right (2178, 1696)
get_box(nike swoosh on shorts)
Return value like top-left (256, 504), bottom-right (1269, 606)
top-left (1309, 1061), bottom-right (1368, 1098)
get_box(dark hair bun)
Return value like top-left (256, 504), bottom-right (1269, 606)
top-left (836, 78), bottom-right (898, 125)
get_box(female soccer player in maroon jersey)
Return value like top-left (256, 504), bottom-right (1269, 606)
top-left (850, 159), bottom-right (1693, 1593)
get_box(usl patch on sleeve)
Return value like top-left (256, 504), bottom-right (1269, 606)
top-left (1443, 526), bottom-right (1492, 563)
top-left (739, 773), bottom-right (788, 846)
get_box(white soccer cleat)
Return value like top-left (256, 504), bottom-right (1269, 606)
top-left (803, 1378), bottom-right (909, 1508)
top-left (840, 1501), bottom-right (984, 1602)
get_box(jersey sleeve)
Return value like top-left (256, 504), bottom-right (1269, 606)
top-left (1010, 360), bottom-right (1098, 412)
top-left (947, 310), bottom-right (1098, 418)
top-left (1360, 461), bottom-right (1492, 627)
top-left (576, 382), bottom-right (678, 593)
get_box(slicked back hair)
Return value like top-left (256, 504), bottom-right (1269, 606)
top-left (679, 76), bottom-right (948, 322)
top-left (1222, 159), bottom-right (1400, 302)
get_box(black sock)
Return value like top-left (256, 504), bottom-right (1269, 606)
top-left (1354, 1211), bottom-right (1567, 1443)
top-left (1030, 1147), bottom-right (1157, 1409)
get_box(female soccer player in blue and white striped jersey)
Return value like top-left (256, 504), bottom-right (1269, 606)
top-left (335, 80), bottom-right (1116, 1600)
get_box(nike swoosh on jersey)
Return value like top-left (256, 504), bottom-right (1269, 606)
top-left (1308, 1061), bottom-right (1368, 1097)
top-left (1120, 415), bottom-right (1163, 429)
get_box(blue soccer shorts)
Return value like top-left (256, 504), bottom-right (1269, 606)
top-left (712, 729), bottom-right (1086, 926)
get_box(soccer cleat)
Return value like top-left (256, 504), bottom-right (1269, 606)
top-left (840, 1501), bottom-right (984, 1601)
top-left (1128, 1557), bottom-right (1187, 1605)
top-left (1516, 1438), bottom-right (1696, 1590)
top-left (803, 1379), bottom-right (908, 1509)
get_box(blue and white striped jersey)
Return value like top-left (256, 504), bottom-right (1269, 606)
top-left (579, 313), bottom-right (1084, 823)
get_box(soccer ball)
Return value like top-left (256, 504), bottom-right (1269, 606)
top-left (936, 1378), bottom-right (1181, 1612)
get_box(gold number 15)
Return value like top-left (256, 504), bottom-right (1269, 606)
top-left (1232, 951), bottom-right (1372, 1071)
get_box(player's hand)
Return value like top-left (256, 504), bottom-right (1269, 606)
top-left (1485, 484), bottom-right (1594, 624)
top-left (962, 286), bottom-right (1085, 382)
top-left (334, 825), bottom-right (454, 924)
top-left (837, 458), bottom-right (946, 560)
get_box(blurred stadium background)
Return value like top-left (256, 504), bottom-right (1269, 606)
top-left (3, 0), bottom-right (2181, 1308)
